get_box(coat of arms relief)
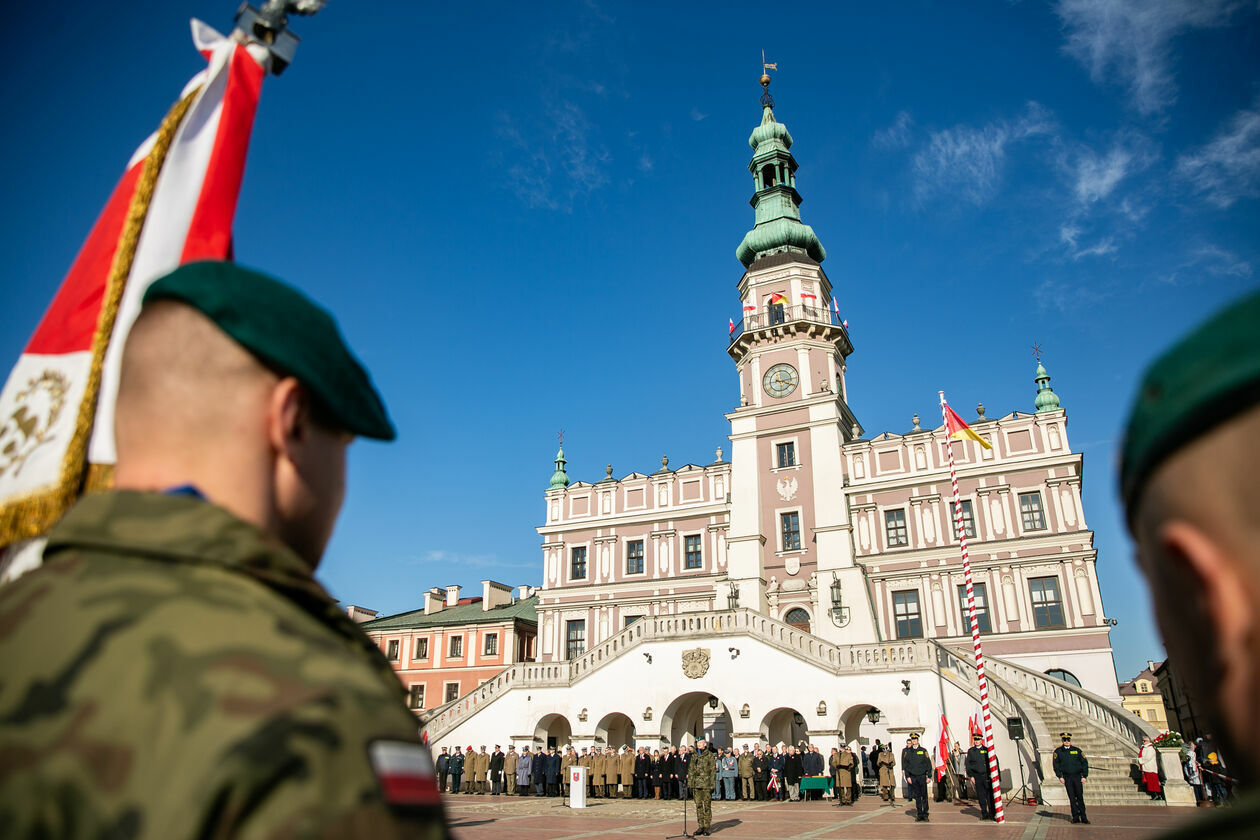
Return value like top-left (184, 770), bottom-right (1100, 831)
top-left (681, 648), bottom-right (710, 679)
top-left (776, 476), bottom-right (797, 501)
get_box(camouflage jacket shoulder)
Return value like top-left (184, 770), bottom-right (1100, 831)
top-left (0, 491), bottom-right (445, 840)
top-left (688, 750), bottom-right (717, 786)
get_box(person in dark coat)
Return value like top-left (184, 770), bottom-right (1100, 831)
top-left (489, 745), bottom-right (505, 796)
top-left (516, 747), bottom-right (533, 795)
top-left (677, 745), bottom-right (692, 800)
top-left (634, 747), bottom-right (650, 798)
top-left (448, 747), bottom-right (465, 794)
top-left (770, 747), bottom-right (787, 801)
top-left (545, 748), bottom-right (561, 796)
top-left (1052, 733), bottom-right (1089, 824)
top-left (532, 748), bottom-right (547, 796)
top-left (801, 746), bottom-right (824, 800)
top-left (752, 748), bottom-right (770, 801)
top-left (436, 747), bottom-right (449, 795)
top-left (784, 746), bottom-right (805, 802)
top-left (965, 734), bottom-right (998, 821)
top-left (902, 735), bottom-right (933, 822)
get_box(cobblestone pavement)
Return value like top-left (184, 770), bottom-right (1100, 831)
top-left (444, 794), bottom-right (1197, 839)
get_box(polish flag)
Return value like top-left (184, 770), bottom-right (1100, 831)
top-left (936, 712), bottom-right (950, 781)
top-left (728, 317), bottom-right (735, 334)
top-left (831, 297), bottom-right (840, 315)
top-left (743, 303), bottom-right (756, 313)
top-left (369, 741), bottom-right (443, 806)
top-left (0, 20), bottom-right (268, 555)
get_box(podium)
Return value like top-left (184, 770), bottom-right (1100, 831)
top-left (569, 765), bottom-right (588, 808)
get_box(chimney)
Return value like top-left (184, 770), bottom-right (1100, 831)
top-left (345, 605), bottom-right (378, 623)
top-left (1148, 660), bottom-right (1156, 673)
top-left (482, 580), bottom-right (514, 611)
top-left (518, 584), bottom-right (533, 600)
top-left (446, 585), bottom-right (461, 607)
top-left (423, 588), bottom-right (445, 615)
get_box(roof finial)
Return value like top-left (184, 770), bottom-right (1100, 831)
top-left (760, 50), bottom-right (777, 108)
top-left (1033, 348), bottom-right (1062, 413)
top-left (549, 432), bottom-right (571, 489)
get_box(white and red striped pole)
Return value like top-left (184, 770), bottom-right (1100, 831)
top-left (939, 390), bottom-right (1005, 823)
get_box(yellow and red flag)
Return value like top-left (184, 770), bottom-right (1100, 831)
top-left (943, 404), bottom-right (993, 450)
top-left (769, 292), bottom-right (787, 306)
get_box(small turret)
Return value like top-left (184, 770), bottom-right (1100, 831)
top-left (549, 446), bottom-right (571, 489)
top-left (1034, 362), bottom-right (1061, 413)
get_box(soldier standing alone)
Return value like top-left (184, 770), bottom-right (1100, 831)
top-left (687, 739), bottom-right (717, 836)
top-left (1053, 733), bottom-right (1090, 824)
top-left (876, 744), bottom-right (897, 804)
top-left (965, 733), bottom-right (998, 821)
top-left (902, 734), bottom-right (932, 822)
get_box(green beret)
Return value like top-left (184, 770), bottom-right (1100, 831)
top-left (142, 261), bottom-right (396, 441)
top-left (1121, 290), bottom-right (1260, 517)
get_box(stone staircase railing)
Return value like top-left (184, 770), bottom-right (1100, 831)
top-left (421, 609), bottom-right (933, 742)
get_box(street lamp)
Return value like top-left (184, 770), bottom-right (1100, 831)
top-left (728, 580), bottom-right (740, 610)
top-left (708, 695), bottom-right (719, 710)
top-left (866, 708), bottom-right (881, 724)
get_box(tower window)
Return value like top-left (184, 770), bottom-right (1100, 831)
top-left (684, 535), bottom-right (703, 569)
top-left (957, 583), bottom-right (992, 633)
top-left (776, 442), bottom-right (796, 468)
top-left (885, 509), bottom-right (909, 547)
top-left (566, 619), bottom-right (586, 660)
top-left (761, 163), bottom-right (776, 189)
top-left (780, 512), bottom-right (801, 551)
top-left (1019, 492), bottom-right (1047, 531)
top-left (784, 608), bottom-right (811, 631)
top-left (892, 590), bottom-right (923, 639)
top-left (1029, 576), bottom-right (1066, 628)
top-left (769, 302), bottom-right (786, 325)
top-left (957, 499), bottom-right (977, 539)
top-left (626, 539), bottom-right (645, 575)
top-left (570, 546), bottom-right (587, 579)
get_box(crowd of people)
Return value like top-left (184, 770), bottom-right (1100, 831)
top-left (432, 734), bottom-right (1009, 822)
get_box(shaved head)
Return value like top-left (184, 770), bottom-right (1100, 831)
top-left (1131, 403), bottom-right (1260, 784)
top-left (114, 301), bottom-right (351, 567)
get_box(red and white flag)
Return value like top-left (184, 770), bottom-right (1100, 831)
top-left (936, 712), bottom-right (950, 781)
top-left (831, 296), bottom-right (839, 315)
top-left (0, 20), bottom-right (269, 558)
top-left (728, 317), bottom-right (735, 334)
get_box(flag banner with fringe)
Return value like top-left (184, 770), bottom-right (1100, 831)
top-left (0, 20), bottom-right (268, 554)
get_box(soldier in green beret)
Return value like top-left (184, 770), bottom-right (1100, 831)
top-left (0, 261), bottom-right (447, 838)
top-left (1121, 290), bottom-right (1260, 838)
top-left (687, 739), bottom-right (717, 836)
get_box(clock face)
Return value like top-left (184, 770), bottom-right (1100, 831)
top-left (762, 363), bottom-right (799, 398)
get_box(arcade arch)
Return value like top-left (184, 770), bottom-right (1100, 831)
top-left (594, 712), bottom-right (636, 750)
top-left (660, 691), bottom-right (734, 748)
top-left (533, 713), bottom-right (572, 750)
top-left (760, 706), bottom-right (808, 746)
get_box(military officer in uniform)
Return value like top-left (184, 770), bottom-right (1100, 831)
top-left (737, 745), bottom-right (754, 800)
top-left (504, 746), bottom-right (519, 796)
top-left (965, 733), bottom-right (998, 821)
top-left (620, 745), bottom-right (636, 797)
top-left (1053, 733), bottom-right (1090, 824)
top-left (463, 746), bottom-right (477, 793)
top-left (902, 734), bottom-right (932, 821)
top-left (835, 746), bottom-right (856, 805)
top-left (877, 744), bottom-right (897, 804)
top-left (688, 739), bottom-right (718, 836)
top-left (437, 747), bottom-right (450, 794)
top-left (0, 262), bottom-right (448, 838)
top-left (449, 746), bottom-right (465, 794)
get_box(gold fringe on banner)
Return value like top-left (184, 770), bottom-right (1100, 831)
top-left (0, 86), bottom-right (201, 546)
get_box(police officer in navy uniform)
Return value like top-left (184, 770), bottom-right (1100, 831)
top-left (1053, 733), bottom-right (1090, 824)
top-left (901, 734), bottom-right (933, 821)
top-left (965, 733), bottom-right (998, 821)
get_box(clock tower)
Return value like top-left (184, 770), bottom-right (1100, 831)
top-left (725, 74), bottom-right (878, 643)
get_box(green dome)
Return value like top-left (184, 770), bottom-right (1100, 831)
top-left (749, 106), bottom-right (793, 150)
top-left (1034, 362), bottom-right (1061, 413)
top-left (736, 217), bottom-right (827, 267)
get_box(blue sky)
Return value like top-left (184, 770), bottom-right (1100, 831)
top-left (2, 1), bottom-right (1257, 682)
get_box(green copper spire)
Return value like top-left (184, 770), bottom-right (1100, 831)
top-left (1034, 361), bottom-right (1062, 413)
top-left (735, 75), bottom-right (826, 268)
top-left (549, 446), bottom-right (571, 489)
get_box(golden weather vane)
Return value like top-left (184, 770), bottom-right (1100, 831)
top-left (760, 51), bottom-right (778, 106)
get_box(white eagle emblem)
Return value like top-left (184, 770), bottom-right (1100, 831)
top-left (776, 476), bottom-right (798, 501)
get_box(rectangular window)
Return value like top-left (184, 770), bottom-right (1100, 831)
top-left (776, 442), bottom-right (796, 468)
top-left (625, 615), bottom-right (642, 627)
top-left (1019, 491), bottom-right (1047, 531)
top-left (769, 303), bottom-right (786, 325)
top-left (780, 511), bottom-right (801, 550)
top-left (1029, 576), bottom-right (1066, 628)
top-left (386, 639), bottom-right (399, 660)
top-left (885, 509), bottom-right (909, 547)
top-left (626, 540), bottom-right (645, 575)
top-left (566, 619), bottom-right (586, 660)
top-left (484, 634), bottom-right (498, 656)
top-left (684, 535), bottom-right (703, 569)
top-left (409, 684), bottom-right (425, 709)
top-left (957, 582), bottom-right (992, 634)
top-left (444, 682), bottom-right (460, 703)
top-left (570, 546), bottom-right (587, 579)
top-left (414, 637), bottom-right (429, 659)
top-left (957, 499), bottom-right (977, 539)
top-left (449, 636), bottom-right (463, 657)
top-left (892, 590), bottom-right (923, 639)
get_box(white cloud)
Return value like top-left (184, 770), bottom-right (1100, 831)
top-left (412, 550), bottom-right (535, 570)
top-left (912, 103), bottom-right (1053, 205)
top-left (1056, 0), bottom-right (1242, 115)
top-left (872, 111), bottom-right (914, 149)
top-left (1193, 244), bottom-right (1253, 277)
top-left (1059, 224), bottom-right (1117, 260)
top-left (690, 106), bottom-right (709, 122)
top-left (1176, 102), bottom-right (1260, 207)
top-left (497, 101), bottom-right (611, 211)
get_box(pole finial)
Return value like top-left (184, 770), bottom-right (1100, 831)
top-left (760, 50), bottom-right (778, 107)
top-left (1031, 342), bottom-right (1043, 364)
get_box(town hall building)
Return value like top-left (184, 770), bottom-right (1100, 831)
top-left (396, 76), bottom-right (1157, 806)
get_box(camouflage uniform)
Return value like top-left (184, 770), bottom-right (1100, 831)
top-left (0, 491), bottom-right (447, 839)
top-left (687, 748), bottom-right (717, 834)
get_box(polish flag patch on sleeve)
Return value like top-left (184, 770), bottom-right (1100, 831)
top-left (369, 740), bottom-right (442, 806)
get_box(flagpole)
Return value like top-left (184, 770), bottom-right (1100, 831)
top-left (939, 390), bottom-right (1005, 824)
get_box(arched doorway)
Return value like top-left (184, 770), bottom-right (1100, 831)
top-left (761, 706), bottom-right (808, 747)
top-left (784, 607), bottom-right (811, 633)
top-left (660, 692), bottom-right (733, 748)
top-left (839, 703), bottom-right (882, 746)
top-left (533, 713), bottom-right (572, 750)
top-left (595, 712), bottom-right (637, 750)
